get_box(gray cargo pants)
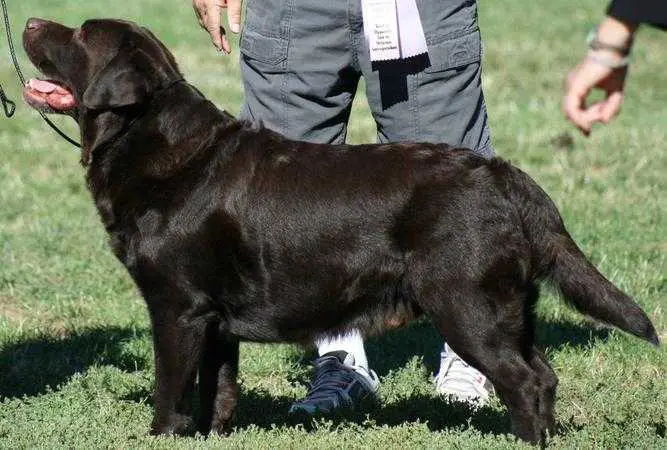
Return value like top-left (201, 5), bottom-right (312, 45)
top-left (238, 0), bottom-right (494, 157)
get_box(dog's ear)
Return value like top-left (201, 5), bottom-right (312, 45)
top-left (82, 49), bottom-right (154, 109)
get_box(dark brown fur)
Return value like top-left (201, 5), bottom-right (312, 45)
top-left (23, 18), bottom-right (659, 444)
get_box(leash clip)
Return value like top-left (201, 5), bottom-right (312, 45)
top-left (0, 87), bottom-right (16, 117)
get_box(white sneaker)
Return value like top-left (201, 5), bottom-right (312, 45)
top-left (434, 345), bottom-right (493, 405)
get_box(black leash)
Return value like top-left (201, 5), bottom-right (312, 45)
top-left (1, 0), bottom-right (81, 148)
top-left (0, 80), bottom-right (14, 116)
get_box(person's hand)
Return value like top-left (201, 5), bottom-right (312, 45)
top-left (563, 56), bottom-right (627, 136)
top-left (192, 0), bottom-right (243, 53)
top-left (562, 15), bottom-right (636, 136)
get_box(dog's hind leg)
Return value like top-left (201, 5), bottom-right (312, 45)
top-left (415, 282), bottom-right (545, 444)
top-left (528, 346), bottom-right (558, 437)
top-left (198, 326), bottom-right (239, 435)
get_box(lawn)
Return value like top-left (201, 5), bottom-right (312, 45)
top-left (0, 0), bottom-right (665, 448)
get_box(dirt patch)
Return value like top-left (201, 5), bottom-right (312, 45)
top-left (0, 295), bottom-right (34, 323)
top-left (0, 294), bottom-right (69, 337)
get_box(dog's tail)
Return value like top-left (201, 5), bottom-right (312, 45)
top-left (501, 162), bottom-right (659, 346)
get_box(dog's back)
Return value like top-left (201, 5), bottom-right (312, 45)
top-left (214, 136), bottom-right (521, 339)
top-left (212, 133), bottom-right (658, 346)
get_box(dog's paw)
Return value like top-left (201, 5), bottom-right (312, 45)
top-left (150, 413), bottom-right (195, 436)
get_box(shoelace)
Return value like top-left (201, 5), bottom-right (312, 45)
top-left (435, 355), bottom-right (485, 390)
top-left (302, 358), bottom-right (357, 402)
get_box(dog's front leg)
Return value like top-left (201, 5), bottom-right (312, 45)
top-left (198, 326), bottom-right (239, 435)
top-left (147, 299), bottom-right (208, 436)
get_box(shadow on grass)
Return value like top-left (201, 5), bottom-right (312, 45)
top-left (115, 382), bottom-right (511, 438)
top-left (373, 395), bottom-right (510, 436)
top-left (0, 317), bottom-right (610, 399)
top-left (0, 326), bottom-right (152, 399)
top-left (225, 317), bottom-right (609, 437)
top-left (218, 388), bottom-right (510, 437)
top-left (0, 316), bottom-right (610, 438)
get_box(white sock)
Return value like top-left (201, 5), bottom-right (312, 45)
top-left (442, 341), bottom-right (455, 357)
top-left (315, 329), bottom-right (369, 371)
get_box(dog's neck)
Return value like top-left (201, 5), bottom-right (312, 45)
top-left (79, 81), bottom-right (234, 163)
top-left (82, 81), bottom-right (241, 234)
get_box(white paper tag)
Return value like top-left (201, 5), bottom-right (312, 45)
top-left (396, 0), bottom-right (428, 59)
top-left (362, 0), bottom-right (429, 62)
top-left (362, 0), bottom-right (401, 61)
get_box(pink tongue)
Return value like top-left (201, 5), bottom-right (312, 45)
top-left (48, 93), bottom-right (77, 109)
top-left (26, 78), bottom-right (76, 110)
top-left (29, 79), bottom-right (62, 94)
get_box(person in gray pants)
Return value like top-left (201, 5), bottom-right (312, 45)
top-left (193, 0), bottom-right (495, 415)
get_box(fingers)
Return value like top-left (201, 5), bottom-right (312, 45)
top-left (563, 67), bottom-right (594, 136)
top-left (193, 3), bottom-right (205, 29)
top-left (205, 2), bottom-right (224, 51)
top-left (563, 59), bottom-right (625, 136)
top-left (192, 0), bottom-right (231, 53)
top-left (600, 91), bottom-right (623, 123)
top-left (220, 30), bottom-right (231, 54)
top-left (227, 0), bottom-right (243, 33)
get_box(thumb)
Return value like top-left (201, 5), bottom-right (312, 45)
top-left (228, 0), bottom-right (243, 33)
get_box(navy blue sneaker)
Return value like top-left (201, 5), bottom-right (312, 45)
top-left (288, 351), bottom-right (380, 415)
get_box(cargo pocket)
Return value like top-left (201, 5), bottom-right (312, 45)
top-left (424, 28), bottom-right (482, 73)
top-left (240, 29), bottom-right (288, 65)
top-left (240, 0), bottom-right (293, 66)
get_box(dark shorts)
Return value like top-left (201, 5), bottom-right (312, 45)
top-left (239, 0), bottom-right (493, 157)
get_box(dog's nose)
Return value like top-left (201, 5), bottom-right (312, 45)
top-left (25, 17), bottom-right (47, 31)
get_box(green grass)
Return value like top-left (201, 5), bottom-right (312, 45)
top-left (1, 0), bottom-right (665, 448)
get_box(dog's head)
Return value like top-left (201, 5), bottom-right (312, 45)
top-left (22, 17), bottom-right (181, 115)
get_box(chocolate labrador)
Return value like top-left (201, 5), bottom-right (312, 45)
top-left (22, 17), bottom-right (658, 444)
